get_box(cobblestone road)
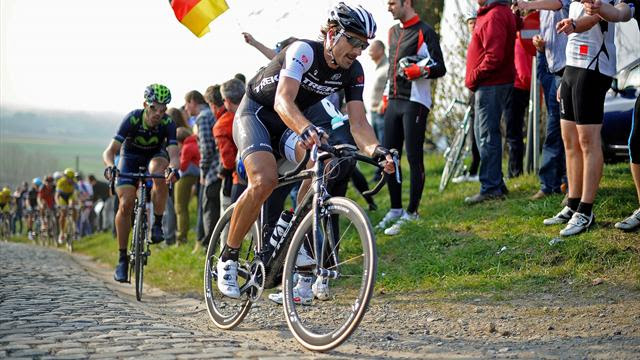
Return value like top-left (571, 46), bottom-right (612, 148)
top-left (0, 242), bottom-right (317, 360)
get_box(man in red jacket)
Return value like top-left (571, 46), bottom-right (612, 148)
top-left (464, 0), bottom-right (517, 204)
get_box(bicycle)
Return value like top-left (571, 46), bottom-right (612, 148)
top-left (59, 204), bottom-right (77, 252)
top-left (204, 143), bottom-right (398, 351)
top-left (110, 167), bottom-right (167, 301)
top-left (439, 99), bottom-right (473, 192)
top-left (41, 207), bottom-right (58, 247)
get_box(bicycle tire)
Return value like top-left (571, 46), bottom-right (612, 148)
top-left (439, 125), bottom-right (468, 192)
top-left (65, 213), bottom-right (75, 252)
top-left (204, 203), bottom-right (260, 329)
top-left (282, 197), bottom-right (376, 351)
top-left (133, 206), bottom-right (145, 301)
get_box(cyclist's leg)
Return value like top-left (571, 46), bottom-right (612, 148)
top-left (149, 155), bottom-right (169, 215)
top-left (402, 101), bottom-right (428, 214)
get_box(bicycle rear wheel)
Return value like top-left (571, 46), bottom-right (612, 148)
top-left (282, 197), bottom-right (376, 351)
top-left (439, 125), bottom-right (468, 192)
top-left (65, 214), bottom-right (75, 252)
top-left (204, 203), bottom-right (260, 329)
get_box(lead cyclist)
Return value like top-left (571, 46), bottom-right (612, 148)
top-left (217, 2), bottom-right (396, 298)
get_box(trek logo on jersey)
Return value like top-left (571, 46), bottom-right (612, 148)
top-left (301, 78), bottom-right (339, 95)
top-left (253, 74), bottom-right (279, 93)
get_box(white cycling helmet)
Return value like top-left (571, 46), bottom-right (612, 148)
top-left (329, 2), bottom-right (377, 39)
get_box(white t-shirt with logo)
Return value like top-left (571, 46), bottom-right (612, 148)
top-left (565, 1), bottom-right (617, 77)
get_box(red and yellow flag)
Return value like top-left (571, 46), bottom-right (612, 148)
top-left (170, 0), bottom-right (229, 37)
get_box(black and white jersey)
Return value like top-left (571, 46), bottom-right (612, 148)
top-left (246, 39), bottom-right (365, 112)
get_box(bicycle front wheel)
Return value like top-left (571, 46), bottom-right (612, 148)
top-left (282, 197), bottom-right (376, 351)
top-left (133, 207), bottom-right (145, 301)
top-left (204, 203), bottom-right (260, 329)
top-left (439, 126), bottom-right (468, 192)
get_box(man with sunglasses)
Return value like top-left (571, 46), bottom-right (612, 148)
top-left (216, 2), bottom-right (396, 299)
top-left (102, 84), bottom-right (180, 283)
top-left (377, 0), bottom-right (447, 236)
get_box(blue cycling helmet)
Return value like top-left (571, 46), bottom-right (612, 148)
top-left (33, 177), bottom-right (43, 187)
top-left (236, 156), bottom-right (247, 185)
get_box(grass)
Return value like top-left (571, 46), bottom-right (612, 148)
top-left (14, 154), bottom-right (640, 301)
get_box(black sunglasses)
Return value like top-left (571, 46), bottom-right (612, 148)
top-left (341, 31), bottom-right (369, 50)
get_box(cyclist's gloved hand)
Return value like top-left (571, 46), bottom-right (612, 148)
top-left (372, 145), bottom-right (396, 175)
top-left (104, 166), bottom-right (118, 181)
top-left (165, 167), bottom-right (180, 183)
top-left (403, 63), bottom-right (431, 81)
top-left (299, 124), bottom-right (327, 150)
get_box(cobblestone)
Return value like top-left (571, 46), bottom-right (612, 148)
top-left (0, 242), bottom-right (289, 359)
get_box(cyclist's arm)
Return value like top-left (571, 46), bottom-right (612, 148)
top-left (167, 145), bottom-right (180, 170)
top-left (274, 76), bottom-right (311, 134)
top-left (346, 100), bottom-right (381, 157)
top-left (102, 139), bottom-right (122, 168)
top-left (517, 0), bottom-right (563, 11)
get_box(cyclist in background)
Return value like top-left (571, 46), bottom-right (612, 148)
top-left (55, 168), bottom-right (77, 244)
top-left (26, 178), bottom-right (42, 241)
top-left (0, 187), bottom-right (12, 219)
top-left (216, 3), bottom-right (395, 299)
top-left (38, 176), bottom-right (56, 235)
top-left (102, 84), bottom-right (180, 283)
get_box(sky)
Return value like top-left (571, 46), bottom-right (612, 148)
top-left (0, 0), bottom-right (397, 114)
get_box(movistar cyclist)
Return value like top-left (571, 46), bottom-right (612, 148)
top-left (102, 84), bottom-right (180, 283)
top-left (216, 3), bottom-right (395, 299)
top-left (56, 168), bottom-right (78, 244)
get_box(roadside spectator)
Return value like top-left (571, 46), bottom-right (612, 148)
top-left (234, 73), bottom-right (246, 84)
top-left (369, 40), bottom-right (389, 146)
top-left (12, 182), bottom-right (27, 235)
top-left (518, 0), bottom-right (569, 200)
top-left (464, 0), bottom-right (516, 205)
top-left (88, 174), bottom-right (110, 232)
top-left (175, 127), bottom-right (200, 245)
top-left (192, 87), bottom-right (223, 253)
top-left (167, 107), bottom-right (187, 129)
top-left (214, 78), bottom-right (244, 214)
top-left (543, 1), bottom-right (621, 235)
top-left (378, 0), bottom-right (447, 235)
top-left (504, 27), bottom-right (532, 178)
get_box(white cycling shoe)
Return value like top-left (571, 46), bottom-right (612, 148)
top-left (312, 276), bottom-right (330, 301)
top-left (268, 275), bottom-right (314, 305)
top-left (216, 259), bottom-right (240, 299)
top-left (296, 245), bottom-right (316, 267)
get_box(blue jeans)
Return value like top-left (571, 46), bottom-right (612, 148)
top-left (537, 53), bottom-right (567, 193)
top-left (371, 111), bottom-right (385, 144)
top-left (474, 83), bottom-right (513, 195)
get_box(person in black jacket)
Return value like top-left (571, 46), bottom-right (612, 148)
top-left (377, 0), bottom-right (446, 236)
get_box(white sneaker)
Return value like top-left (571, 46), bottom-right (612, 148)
top-left (28, 232), bottom-right (34, 241)
top-left (216, 259), bottom-right (240, 298)
top-left (376, 209), bottom-right (403, 229)
top-left (57, 233), bottom-right (65, 245)
top-left (312, 276), bottom-right (330, 301)
top-left (268, 275), bottom-right (314, 305)
top-left (614, 208), bottom-right (640, 231)
top-left (384, 211), bottom-right (418, 236)
top-left (452, 174), bottom-right (479, 184)
top-left (543, 206), bottom-right (574, 226)
top-left (296, 245), bottom-right (316, 267)
top-left (559, 212), bottom-right (594, 236)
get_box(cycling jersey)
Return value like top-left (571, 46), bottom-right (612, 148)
top-left (27, 188), bottom-right (38, 209)
top-left (622, 0), bottom-right (639, 31)
top-left (246, 40), bottom-right (364, 111)
top-left (236, 39), bottom-right (365, 161)
top-left (114, 109), bottom-right (178, 156)
top-left (56, 177), bottom-right (76, 195)
top-left (38, 185), bottom-right (55, 210)
top-left (0, 193), bottom-right (10, 211)
top-left (385, 15), bottom-right (446, 109)
top-left (566, 1), bottom-right (617, 77)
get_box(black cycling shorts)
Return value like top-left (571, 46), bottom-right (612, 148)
top-left (560, 66), bottom-right (612, 125)
top-left (117, 149), bottom-right (168, 187)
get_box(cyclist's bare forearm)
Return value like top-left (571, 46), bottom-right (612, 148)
top-left (103, 140), bottom-right (122, 167)
top-left (274, 77), bottom-right (312, 134)
top-left (167, 145), bottom-right (180, 169)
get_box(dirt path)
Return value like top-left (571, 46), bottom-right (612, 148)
top-left (74, 253), bottom-right (640, 359)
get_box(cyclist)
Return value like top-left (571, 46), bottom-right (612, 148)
top-left (26, 178), bottom-right (42, 240)
top-left (216, 2), bottom-right (395, 299)
top-left (38, 176), bottom-right (56, 235)
top-left (102, 84), bottom-right (180, 283)
top-left (0, 187), bottom-right (12, 226)
top-left (55, 168), bottom-right (78, 244)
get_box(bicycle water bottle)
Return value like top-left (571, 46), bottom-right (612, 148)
top-left (268, 209), bottom-right (293, 259)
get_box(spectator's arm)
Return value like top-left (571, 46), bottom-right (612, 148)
top-left (215, 133), bottom-right (236, 174)
top-left (242, 32), bottom-right (277, 60)
top-left (583, 1), bottom-right (633, 22)
top-left (556, 14), bottom-right (600, 34)
top-left (518, 0), bottom-right (563, 11)
top-left (197, 115), bottom-right (214, 177)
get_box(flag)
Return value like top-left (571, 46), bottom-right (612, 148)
top-left (170, 0), bottom-right (229, 38)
